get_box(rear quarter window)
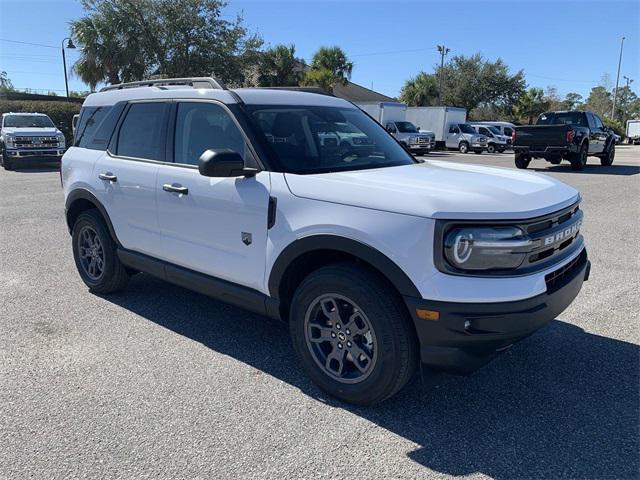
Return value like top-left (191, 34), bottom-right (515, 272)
top-left (75, 104), bottom-right (124, 150)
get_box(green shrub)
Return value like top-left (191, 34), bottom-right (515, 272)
top-left (0, 100), bottom-right (81, 145)
top-left (603, 116), bottom-right (625, 138)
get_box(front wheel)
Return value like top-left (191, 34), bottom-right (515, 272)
top-left (458, 141), bottom-right (469, 154)
top-left (72, 209), bottom-right (130, 293)
top-left (486, 144), bottom-right (496, 154)
top-left (601, 143), bottom-right (615, 166)
top-left (290, 263), bottom-right (418, 406)
top-left (1, 150), bottom-right (14, 170)
top-left (514, 152), bottom-right (530, 169)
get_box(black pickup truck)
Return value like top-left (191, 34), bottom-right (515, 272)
top-left (512, 110), bottom-right (616, 171)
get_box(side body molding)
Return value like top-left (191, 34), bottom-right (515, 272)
top-left (268, 235), bottom-right (421, 299)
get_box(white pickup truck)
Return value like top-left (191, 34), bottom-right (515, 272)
top-left (1, 112), bottom-right (66, 170)
top-left (62, 78), bottom-right (590, 405)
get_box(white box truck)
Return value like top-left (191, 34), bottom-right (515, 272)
top-left (626, 119), bottom-right (640, 144)
top-left (356, 101), bottom-right (407, 125)
top-left (405, 107), bottom-right (467, 147)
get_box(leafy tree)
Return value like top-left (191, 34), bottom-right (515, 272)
top-left (436, 54), bottom-right (525, 114)
top-left (0, 71), bottom-right (15, 92)
top-left (71, 0), bottom-right (263, 88)
top-left (612, 85), bottom-right (638, 122)
top-left (256, 44), bottom-right (303, 87)
top-left (300, 68), bottom-right (336, 92)
top-left (584, 86), bottom-right (612, 118)
top-left (561, 92), bottom-right (583, 110)
top-left (544, 86), bottom-right (563, 111)
top-left (399, 72), bottom-right (438, 107)
top-left (514, 87), bottom-right (549, 124)
top-left (302, 46), bottom-right (353, 91)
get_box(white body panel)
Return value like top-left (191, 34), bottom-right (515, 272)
top-left (355, 102), bottom-right (407, 125)
top-left (155, 165), bottom-right (271, 292)
top-left (405, 107), bottom-right (467, 141)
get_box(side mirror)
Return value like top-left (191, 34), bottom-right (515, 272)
top-left (198, 149), bottom-right (257, 178)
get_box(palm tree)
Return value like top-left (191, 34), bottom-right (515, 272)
top-left (515, 88), bottom-right (549, 124)
top-left (301, 46), bottom-right (353, 92)
top-left (71, 16), bottom-right (121, 89)
top-left (399, 72), bottom-right (438, 106)
top-left (257, 44), bottom-right (303, 87)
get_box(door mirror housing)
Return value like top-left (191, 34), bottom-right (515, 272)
top-left (198, 149), bottom-right (257, 178)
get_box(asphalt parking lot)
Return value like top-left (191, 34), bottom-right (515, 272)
top-left (1, 146), bottom-right (639, 479)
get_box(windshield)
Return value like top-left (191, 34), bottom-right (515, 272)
top-left (395, 121), bottom-right (419, 133)
top-left (246, 105), bottom-right (416, 174)
top-left (3, 114), bottom-right (54, 128)
top-left (488, 126), bottom-right (502, 135)
top-left (459, 124), bottom-right (476, 134)
top-left (537, 112), bottom-right (586, 126)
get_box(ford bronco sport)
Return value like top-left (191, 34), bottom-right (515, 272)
top-left (62, 77), bottom-right (590, 405)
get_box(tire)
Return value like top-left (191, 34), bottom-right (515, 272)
top-left (570, 143), bottom-right (588, 171)
top-left (486, 144), bottom-right (496, 154)
top-left (458, 141), bottom-right (469, 154)
top-left (514, 152), bottom-right (530, 169)
top-left (289, 263), bottom-right (418, 406)
top-left (2, 150), bottom-right (14, 170)
top-left (600, 143), bottom-right (615, 166)
top-left (72, 209), bottom-right (129, 293)
top-left (548, 158), bottom-right (562, 165)
top-left (497, 147), bottom-right (505, 153)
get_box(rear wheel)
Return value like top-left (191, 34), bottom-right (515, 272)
top-left (600, 143), bottom-right (615, 166)
top-left (570, 143), bottom-right (588, 171)
top-left (290, 263), bottom-right (418, 406)
top-left (514, 152), bottom-right (530, 169)
top-left (72, 209), bottom-right (129, 293)
top-left (458, 141), bottom-right (469, 154)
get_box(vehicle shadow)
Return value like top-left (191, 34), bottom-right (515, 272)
top-left (529, 164), bottom-right (640, 176)
top-left (103, 273), bottom-right (640, 479)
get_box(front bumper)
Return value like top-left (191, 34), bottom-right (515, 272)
top-left (4, 148), bottom-right (64, 161)
top-left (404, 248), bottom-right (590, 374)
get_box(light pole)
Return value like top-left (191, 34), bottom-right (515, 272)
top-left (611, 36), bottom-right (625, 119)
top-left (61, 37), bottom-right (76, 98)
top-left (437, 44), bottom-right (450, 105)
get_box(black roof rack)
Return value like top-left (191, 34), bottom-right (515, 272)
top-left (100, 76), bottom-right (226, 92)
top-left (251, 86), bottom-right (335, 97)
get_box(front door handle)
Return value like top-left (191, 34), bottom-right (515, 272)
top-left (98, 172), bottom-right (117, 182)
top-left (163, 183), bottom-right (189, 195)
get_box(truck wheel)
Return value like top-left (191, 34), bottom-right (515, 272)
top-left (486, 144), bottom-right (496, 154)
top-left (570, 144), bottom-right (588, 171)
top-left (458, 141), bottom-right (469, 154)
top-left (290, 263), bottom-right (418, 406)
top-left (72, 209), bottom-right (129, 293)
top-left (2, 153), bottom-right (14, 171)
top-left (600, 144), bottom-right (615, 166)
top-left (514, 152), bottom-right (530, 169)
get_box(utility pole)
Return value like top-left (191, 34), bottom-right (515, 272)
top-left (611, 36), bottom-right (625, 119)
top-left (437, 44), bottom-right (450, 106)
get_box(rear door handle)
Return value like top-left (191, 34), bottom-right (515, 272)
top-left (98, 172), bottom-right (117, 182)
top-left (163, 183), bottom-right (188, 195)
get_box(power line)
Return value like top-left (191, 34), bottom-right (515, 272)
top-left (0, 38), bottom-right (58, 49)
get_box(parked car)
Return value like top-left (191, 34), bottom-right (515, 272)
top-left (0, 112), bottom-right (66, 170)
top-left (384, 120), bottom-right (435, 154)
top-left (405, 106), bottom-right (467, 148)
top-left (512, 110), bottom-right (616, 170)
top-left (63, 77), bottom-right (590, 405)
top-left (472, 121), bottom-right (516, 139)
top-left (470, 123), bottom-right (510, 153)
top-left (626, 119), bottom-right (640, 144)
top-left (445, 123), bottom-right (488, 153)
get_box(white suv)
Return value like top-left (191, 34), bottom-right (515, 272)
top-left (62, 77), bottom-right (590, 405)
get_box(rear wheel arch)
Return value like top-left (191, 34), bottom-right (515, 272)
top-left (268, 235), bottom-right (421, 320)
top-left (65, 189), bottom-right (120, 246)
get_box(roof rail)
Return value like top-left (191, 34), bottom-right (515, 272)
top-left (253, 86), bottom-right (335, 97)
top-left (100, 76), bottom-right (226, 92)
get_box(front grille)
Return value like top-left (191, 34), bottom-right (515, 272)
top-left (525, 203), bottom-right (582, 265)
top-left (14, 136), bottom-right (59, 148)
top-left (415, 137), bottom-right (432, 145)
top-left (545, 249), bottom-right (587, 293)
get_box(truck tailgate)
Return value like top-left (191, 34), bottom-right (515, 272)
top-left (513, 125), bottom-right (570, 147)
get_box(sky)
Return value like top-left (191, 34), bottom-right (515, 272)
top-left (1, 0), bottom-right (638, 100)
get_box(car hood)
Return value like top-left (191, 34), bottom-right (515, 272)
top-left (284, 161), bottom-right (580, 220)
top-left (2, 127), bottom-right (60, 136)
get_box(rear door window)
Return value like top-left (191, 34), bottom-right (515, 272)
top-left (116, 103), bottom-right (168, 160)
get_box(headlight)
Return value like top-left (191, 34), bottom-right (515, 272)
top-left (57, 134), bottom-right (66, 148)
top-left (444, 226), bottom-right (532, 271)
top-left (4, 134), bottom-right (15, 147)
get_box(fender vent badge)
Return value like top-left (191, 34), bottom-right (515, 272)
top-left (241, 232), bottom-right (252, 246)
